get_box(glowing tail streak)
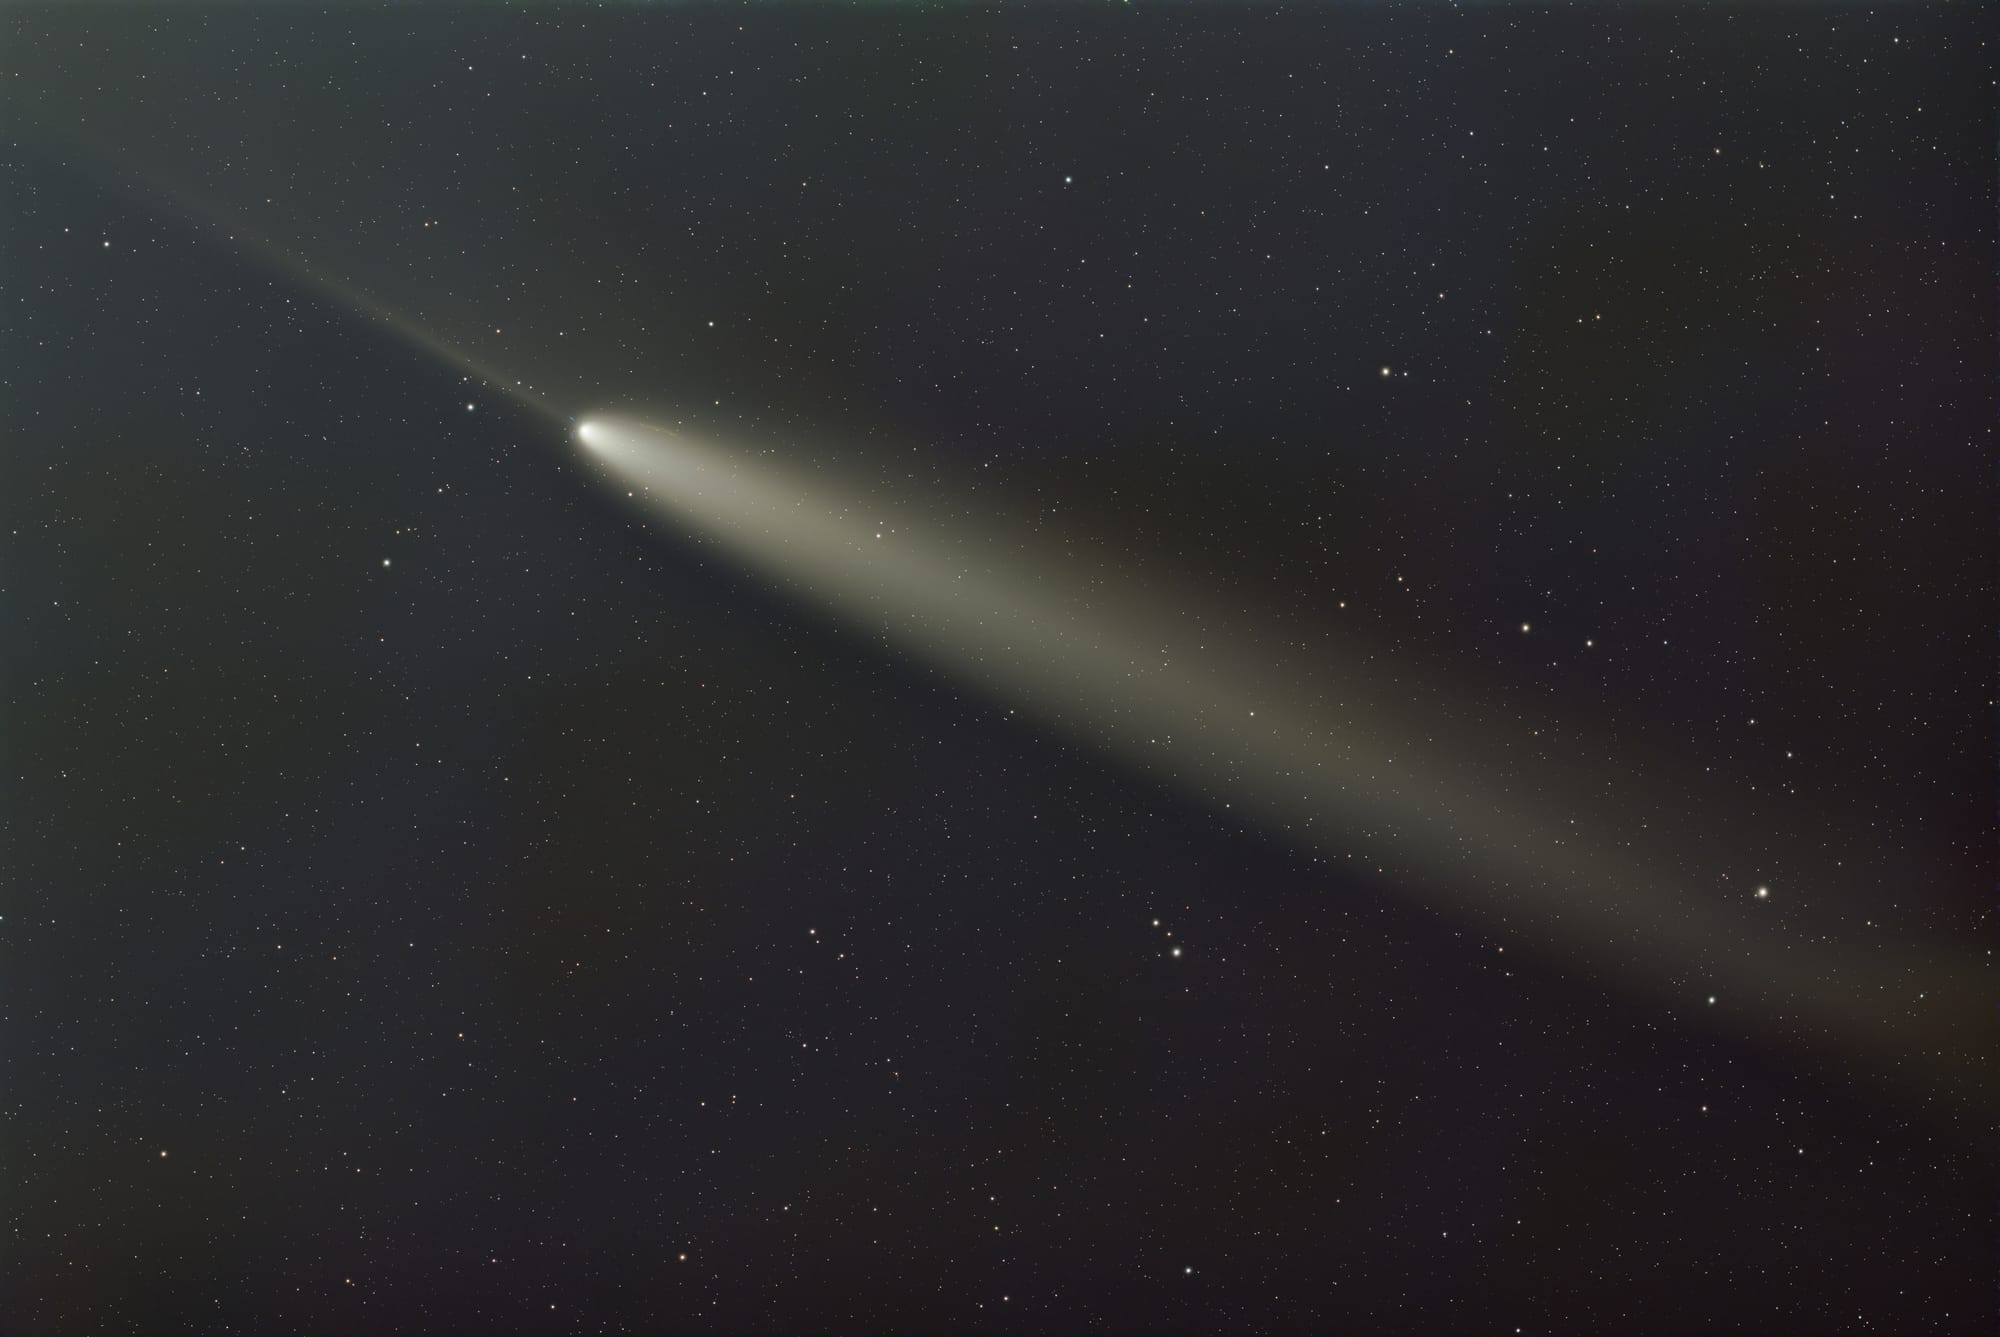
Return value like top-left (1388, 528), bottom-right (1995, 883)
top-left (175, 196), bottom-right (562, 419)
top-left (22, 118), bottom-right (561, 419)
top-left (576, 414), bottom-right (1984, 1108)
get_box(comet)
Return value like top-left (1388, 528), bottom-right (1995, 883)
top-left (47, 113), bottom-right (1975, 1109)
top-left (570, 412), bottom-right (1986, 1112)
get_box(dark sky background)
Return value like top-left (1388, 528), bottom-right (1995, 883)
top-left (4, 6), bottom-right (1994, 1334)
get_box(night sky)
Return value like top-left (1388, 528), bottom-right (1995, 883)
top-left (4, 6), bottom-right (1995, 1334)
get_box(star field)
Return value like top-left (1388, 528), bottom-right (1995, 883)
top-left (3, 7), bottom-right (1993, 1335)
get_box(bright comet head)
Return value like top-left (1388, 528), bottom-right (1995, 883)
top-left (576, 419), bottom-right (603, 449)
